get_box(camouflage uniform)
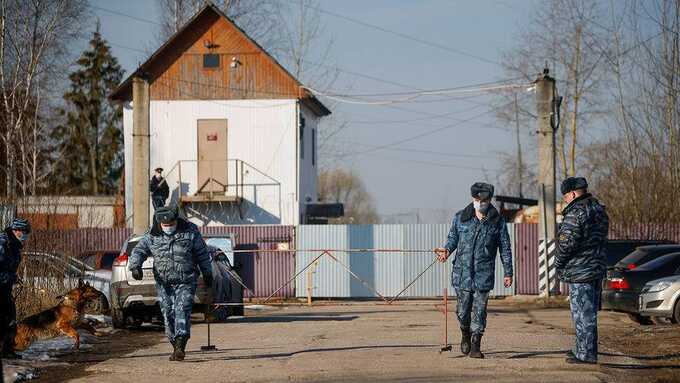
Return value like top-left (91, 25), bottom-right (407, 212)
top-left (129, 217), bottom-right (212, 344)
top-left (556, 192), bottom-right (609, 363)
top-left (568, 281), bottom-right (602, 362)
top-left (443, 203), bottom-right (513, 335)
top-left (156, 281), bottom-right (197, 341)
top-left (455, 289), bottom-right (490, 335)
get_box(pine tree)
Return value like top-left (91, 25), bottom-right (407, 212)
top-left (52, 23), bottom-right (124, 195)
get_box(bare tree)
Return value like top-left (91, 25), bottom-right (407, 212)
top-left (274, 0), bottom-right (347, 170)
top-left (318, 168), bottom-right (379, 224)
top-left (495, 0), bottom-right (611, 195)
top-left (0, 0), bottom-right (87, 198)
top-left (584, 0), bottom-right (680, 228)
top-left (156, 0), bottom-right (285, 52)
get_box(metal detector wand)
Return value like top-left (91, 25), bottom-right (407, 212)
top-left (439, 254), bottom-right (452, 353)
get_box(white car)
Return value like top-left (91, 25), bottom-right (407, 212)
top-left (21, 251), bottom-right (112, 312)
top-left (639, 274), bottom-right (680, 324)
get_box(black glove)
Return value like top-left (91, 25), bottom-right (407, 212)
top-left (203, 273), bottom-right (214, 288)
top-left (131, 268), bottom-right (143, 281)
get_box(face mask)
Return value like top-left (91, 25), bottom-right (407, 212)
top-left (473, 201), bottom-right (490, 214)
top-left (161, 225), bottom-right (177, 235)
top-left (17, 233), bottom-right (30, 243)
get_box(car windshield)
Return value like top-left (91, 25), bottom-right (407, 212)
top-left (635, 254), bottom-right (680, 271)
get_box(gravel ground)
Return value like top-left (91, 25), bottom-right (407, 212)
top-left (9, 299), bottom-right (679, 382)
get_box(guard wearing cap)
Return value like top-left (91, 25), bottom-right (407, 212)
top-left (435, 182), bottom-right (513, 358)
top-left (0, 218), bottom-right (31, 359)
top-left (129, 206), bottom-right (213, 361)
top-left (150, 167), bottom-right (169, 209)
top-left (556, 177), bottom-right (608, 364)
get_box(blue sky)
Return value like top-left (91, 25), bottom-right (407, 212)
top-left (88, 0), bottom-right (537, 221)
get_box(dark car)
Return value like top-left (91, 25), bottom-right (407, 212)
top-left (605, 240), bottom-right (674, 267)
top-left (602, 252), bottom-right (680, 324)
top-left (611, 244), bottom-right (680, 271)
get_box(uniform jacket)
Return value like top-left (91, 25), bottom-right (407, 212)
top-left (0, 228), bottom-right (23, 287)
top-left (556, 194), bottom-right (609, 283)
top-left (150, 176), bottom-right (169, 200)
top-left (129, 218), bottom-right (212, 285)
top-left (443, 204), bottom-right (513, 291)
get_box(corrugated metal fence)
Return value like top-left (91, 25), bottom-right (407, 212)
top-left (514, 224), bottom-right (539, 295)
top-left (296, 224), bottom-right (516, 298)
top-left (24, 225), bottom-right (295, 299)
top-left (20, 222), bottom-right (680, 299)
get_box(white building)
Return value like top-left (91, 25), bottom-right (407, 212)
top-left (111, 4), bottom-right (330, 226)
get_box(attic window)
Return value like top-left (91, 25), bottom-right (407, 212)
top-left (203, 54), bottom-right (220, 68)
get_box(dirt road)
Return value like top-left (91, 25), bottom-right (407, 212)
top-left (26, 299), bottom-right (674, 383)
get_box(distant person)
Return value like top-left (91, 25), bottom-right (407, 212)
top-left (435, 182), bottom-right (513, 358)
top-left (0, 218), bottom-right (31, 360)
top-left (556, 177), bottom-right (609, 364)
top-left (128, 206), bottom-right (213, 361)
top-left (150, 167), bottom-right (169, 209)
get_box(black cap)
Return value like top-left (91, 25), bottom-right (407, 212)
top-left (561, 177), bottom-right (588, 195)
top-left (471, 182), bottom-right (494, 200)
top-left (154, 167), bottom-right (163, 173)
top-left (154, 206), bottom-right (178, 224)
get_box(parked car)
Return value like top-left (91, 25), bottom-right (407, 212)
top-left (110, 233), bottom-right (243, 329)
top-left (20, 251), bottom-right (111, 312)
top-left (604, 240), bottom-right (674, 267)
top-left (78, 250), bottom-right (120, 272)
top-left (611, 244), bottom-right (680, 271)
top-left (602, 252), bottom-right (680, 324)
top-left (638, 274), bottom-right (680, 324)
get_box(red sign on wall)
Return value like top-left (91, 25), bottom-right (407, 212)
top-left (207, 133), bottom-right (218, 141)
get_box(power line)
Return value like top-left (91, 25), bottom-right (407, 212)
top-left (359, 152), bottom-right (500, 172)
top-left (336, 140), bottom-right (498, 159)
top-left (91, 4), bottom-right (164, 26)
top-left (307, 77), bottom-right (526, 98)
top-left (287, 0), bottom-right (503, 67)
top-left (340, 95), bottom-right (531, 158)
top-left (303, 82), bottom-right (534, 106)
top-left (90, 4), bottom-right (507, 104)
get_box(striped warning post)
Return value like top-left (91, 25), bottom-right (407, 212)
top-left (538, 239), bottom-right (558, 296)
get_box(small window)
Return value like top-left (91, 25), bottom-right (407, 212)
top-left (300, 116), bottom-right (306, 159)
top-left (203, 54), bottom-right (220, 68)
top-left (312, 128), bottom-right (316, 166)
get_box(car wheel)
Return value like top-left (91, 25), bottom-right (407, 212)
top-left (627, 313), bottom-right (654, 325)
top-left (112, 308), bottom-right (126, 329)
top-left (672, 299), bottom-right (680, 325)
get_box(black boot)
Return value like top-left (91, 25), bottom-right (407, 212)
top-left (460, 329), bottom-right (471, 355)
top-left (469, 334), bottom-right (484, 359)
top-left (173, 336), bottom-right (188, 361)
top-left (168, 339), bottom-right (178, 361)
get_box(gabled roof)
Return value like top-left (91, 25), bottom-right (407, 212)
top-left (110, 3), bottom-right (330, 117)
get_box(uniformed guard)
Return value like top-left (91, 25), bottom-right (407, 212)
top-left (129, 206), bottom-right (213, 361)
top-left (556, 177), bottom-right (608, 364)
top-left (0, 218), bottom-right (31, 359)
top-left (435, 182), bottom-right (513, 358)
top-left (149, 167), bottom-right (170, 210)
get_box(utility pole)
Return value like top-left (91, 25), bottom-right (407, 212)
top-left (536, 68), bottom-right (557, 298)
top-left (514, 92), bottom-right (523, 199)
top-left (132, 76), bottom-right (150, 235)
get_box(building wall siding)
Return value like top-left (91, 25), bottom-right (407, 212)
top-left (123, 99), bottom-right (300, 226)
